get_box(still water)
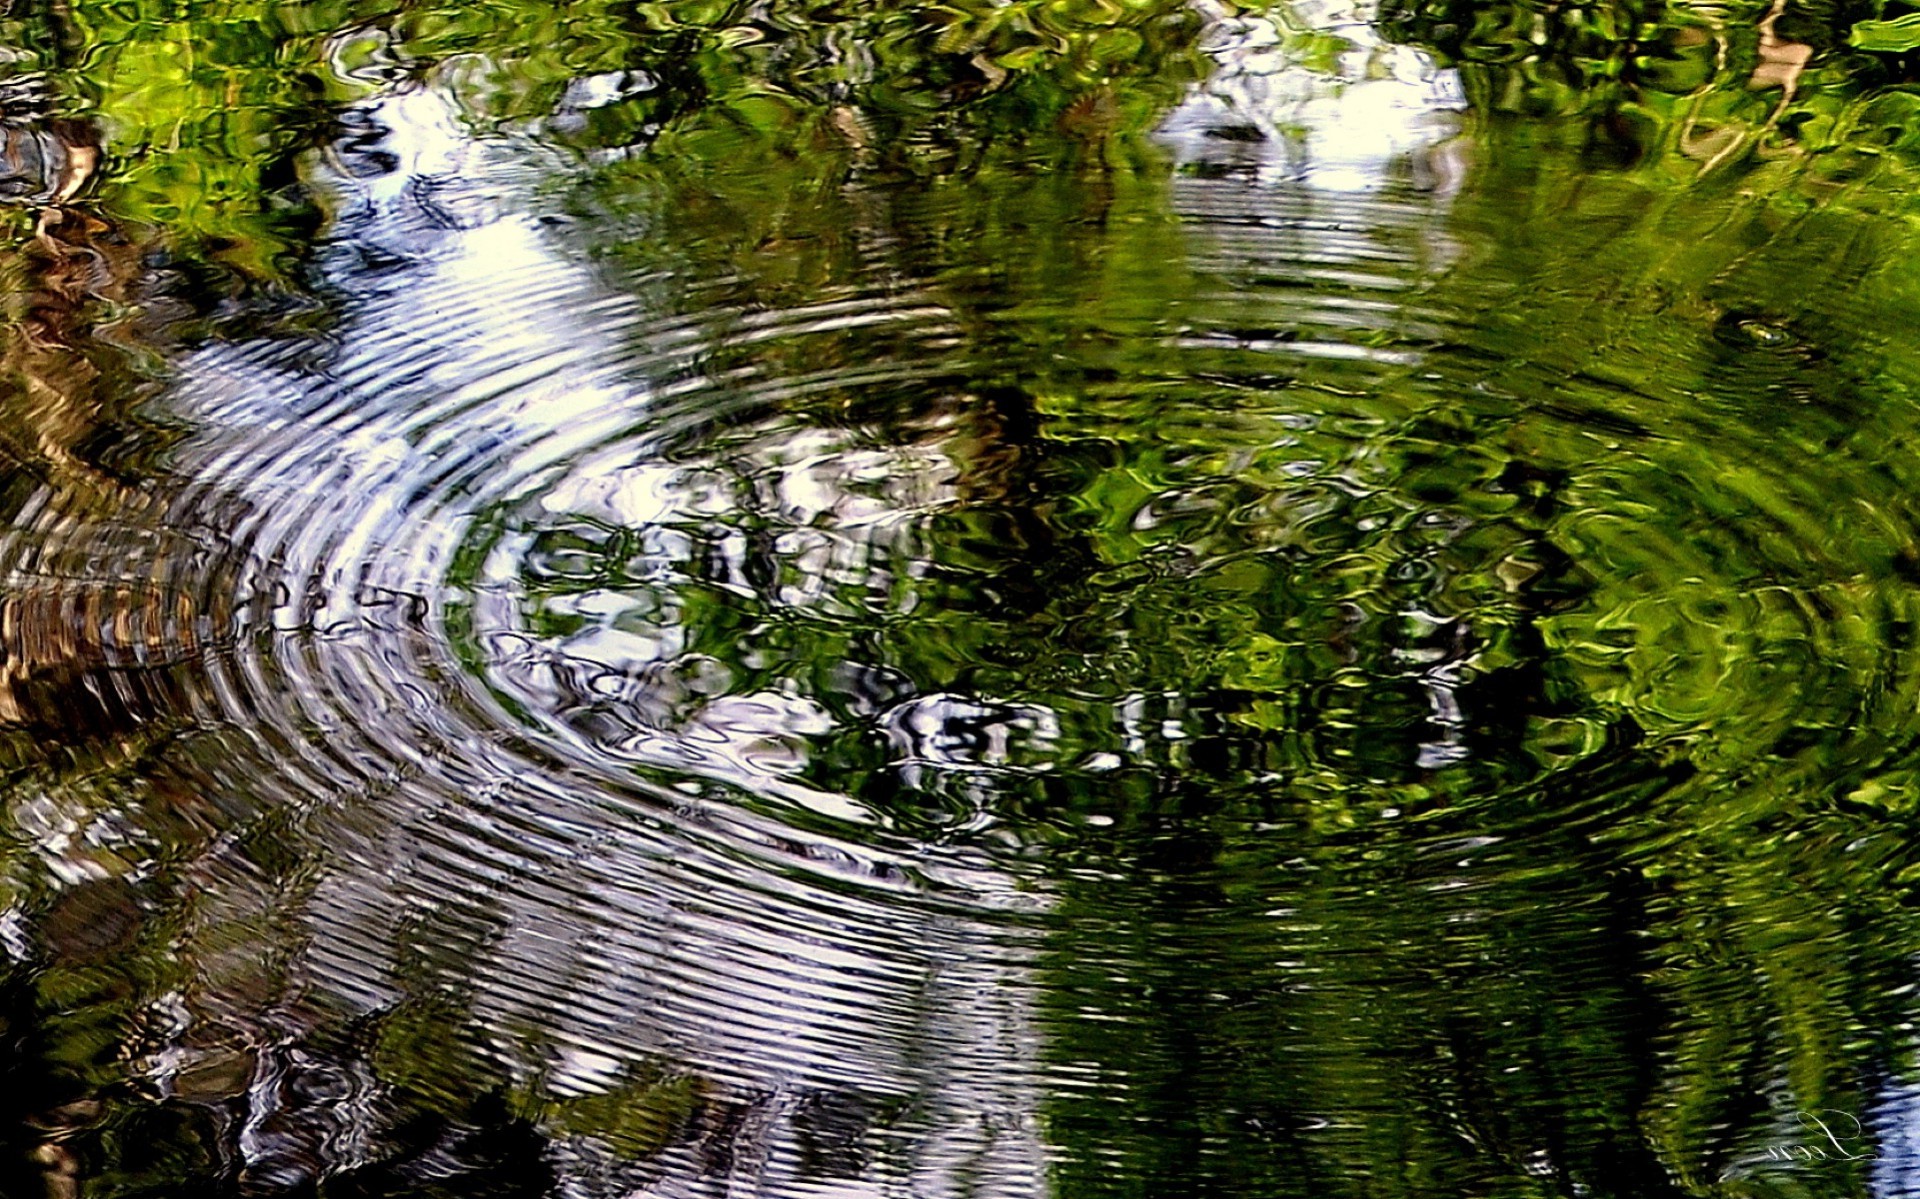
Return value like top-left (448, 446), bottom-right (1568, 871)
top-left (1, 0), bottom-right (1918, 1194)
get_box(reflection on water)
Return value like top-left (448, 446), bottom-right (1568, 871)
top-left (2, 0), bottom-right (1920, 1195)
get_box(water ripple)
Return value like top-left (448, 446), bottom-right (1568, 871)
top-left (0, 7), bottom-right (1916, 1195)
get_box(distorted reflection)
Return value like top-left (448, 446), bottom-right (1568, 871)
top-left (1167, 0), bottom-right (1466, 192)
top-left (0, 0), bottom-right (1915, 1196)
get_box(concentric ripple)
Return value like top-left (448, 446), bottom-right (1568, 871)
top-left (4, 6), bottom-right (1920, 1196)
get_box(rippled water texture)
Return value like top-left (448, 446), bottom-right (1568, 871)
top-left (7, 0), bottom-right (1920, 1194)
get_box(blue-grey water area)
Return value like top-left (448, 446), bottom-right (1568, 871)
top-left (5, 0), bottom-right (1920, 1195)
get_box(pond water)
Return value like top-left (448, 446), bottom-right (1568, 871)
top-left (2, 0), bottom-right (1920, 1195)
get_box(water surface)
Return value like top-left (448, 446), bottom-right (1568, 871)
top-left (0, 0), bottom-right (1918, 1195)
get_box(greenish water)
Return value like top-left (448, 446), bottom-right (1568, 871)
top-left (0, 0), bottom-right (1919, 1195)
